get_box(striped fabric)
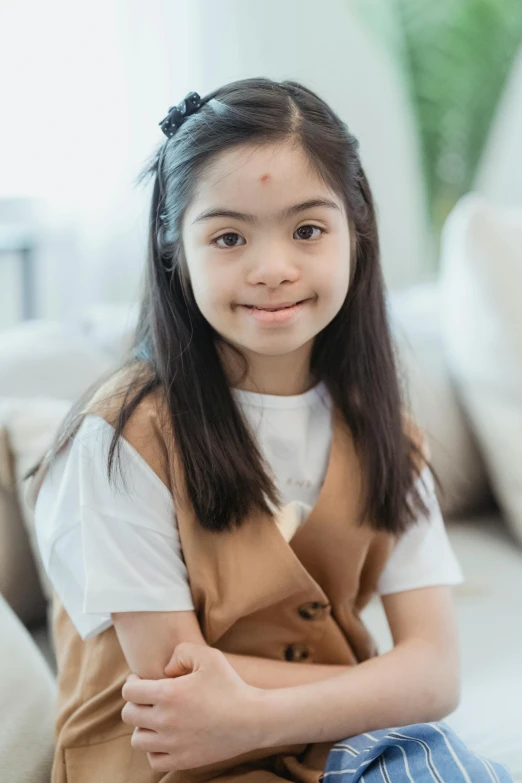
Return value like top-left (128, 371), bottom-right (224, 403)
top-left (321, 722), bottom-right (514, 782)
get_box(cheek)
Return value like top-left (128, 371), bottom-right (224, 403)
top-left (188, 259), bottom-right (234, 317)
top-left (316, 253), bottom-right (351, 306)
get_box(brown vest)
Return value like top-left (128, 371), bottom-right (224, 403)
top-left (26, 369), bottom-right (423, 783)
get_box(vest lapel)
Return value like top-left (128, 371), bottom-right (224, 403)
top-left (175, 408), bottom-right (373, 648)
top-left (289, 407), bottom-right (374, 604)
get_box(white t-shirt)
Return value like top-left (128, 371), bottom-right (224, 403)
top-left (34, 382), bottom-right (464, 641)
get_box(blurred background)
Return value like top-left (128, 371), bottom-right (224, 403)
top-left (1, 0), bottom-right (522, 325)
top-left (1, 1), bottom-right (522, 781)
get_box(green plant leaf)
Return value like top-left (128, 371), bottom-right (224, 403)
top-left (355, 0), bottom-right (522, 234)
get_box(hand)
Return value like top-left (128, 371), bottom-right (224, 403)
top-left (121, 642), bottom-right (268, 773)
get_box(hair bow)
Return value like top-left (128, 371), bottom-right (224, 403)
top-left (158, 91), bottom-right (204, 138)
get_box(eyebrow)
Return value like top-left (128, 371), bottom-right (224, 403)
top-left (191, 198), bottom-right (341, 226)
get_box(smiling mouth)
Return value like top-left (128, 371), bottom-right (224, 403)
top-left (242, 299), bottom-right (307, 311)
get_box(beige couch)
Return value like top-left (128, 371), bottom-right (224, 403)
top-left (1, 256), bottom-right (521, 780)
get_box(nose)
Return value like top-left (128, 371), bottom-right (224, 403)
top-left (246, 245), bottom-right (301, 288)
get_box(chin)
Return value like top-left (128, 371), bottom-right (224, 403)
top-left (244, 337), bottom-right (312, 358)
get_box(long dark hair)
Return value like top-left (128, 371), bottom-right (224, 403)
top-left (24, 77), bottom-right (441, 534)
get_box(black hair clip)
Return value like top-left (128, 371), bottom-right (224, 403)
top-left (159, 91), bottom-right (205, 138)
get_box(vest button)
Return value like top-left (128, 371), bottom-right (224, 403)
top-left (284, 643), bottom-right (310, 662)
top-left (298, 601), bottom-right (330, 620)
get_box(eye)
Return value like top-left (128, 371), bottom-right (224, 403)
top-left (212, 232), bottom-right (245, 249)
top-left (294, 225), bottom-right (324, 241)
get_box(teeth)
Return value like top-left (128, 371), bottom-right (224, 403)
top-left (248, 303), bottom-right (296, 311)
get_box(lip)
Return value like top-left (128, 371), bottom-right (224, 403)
top-left (238, 298), bottom-right (311, 325)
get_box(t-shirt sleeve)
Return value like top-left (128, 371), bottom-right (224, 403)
top-left (34, 414), bottom-right (195, 640)
top-left (376, 465), bottom-right (464, 596)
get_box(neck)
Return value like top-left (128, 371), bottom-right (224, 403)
top-left (219, 340), bottom-right (315, 396)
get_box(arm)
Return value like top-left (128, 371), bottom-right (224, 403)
top-left (121, 584), bottom-right (461, 773)
top-left (220, 652), bottom-right (349, 688)
top-left (112, 610), bottom-right (349, 686)
top-left (112, 610), bottom-right (206, 680)
top-left (257, 584), bottom-right (461, 747)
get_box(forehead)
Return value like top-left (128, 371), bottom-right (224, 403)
top-left (186, 142), bottom-right (341, 221)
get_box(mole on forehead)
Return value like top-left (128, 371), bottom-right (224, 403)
top-left (259, 173), bottom-right (271, 183)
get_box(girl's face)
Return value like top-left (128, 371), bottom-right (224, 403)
top-left (181, 142), bottom-right (351, 362)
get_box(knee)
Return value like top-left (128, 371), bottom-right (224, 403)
top-left (391, 721), bottom-right (453, 750)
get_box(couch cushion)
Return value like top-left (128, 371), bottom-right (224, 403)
top-left (0, 594), bottom-right (56, 783)
top-left (0, 422), bottom-right (46, 625)
top-left (439, 195), bottom-right (522, 546)
top-left (388, 283), bottom-right (491, 518)
top-left (0, 320), bottom-right (118, 612)
top-left (0, 397), bottom-right (74, 604)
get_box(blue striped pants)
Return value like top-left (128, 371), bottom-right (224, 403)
top-left (321, 722), bottom-right (514, 782)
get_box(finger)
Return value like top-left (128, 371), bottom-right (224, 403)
top-left (121, 702), bottom-right (157, 731)
top-left (126, 673), bottom-right (141, 684)
top-left (164, 643), bottom-right (196, 677)
top-left (164, 641), bottom-right (210, 677)
top-left (122, 678), bottom-right (164, 705)
top-left (131, 727), bottom-right (166, 754)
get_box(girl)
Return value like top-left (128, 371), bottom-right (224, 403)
top-left (26, 77), bottom-right (512, 782)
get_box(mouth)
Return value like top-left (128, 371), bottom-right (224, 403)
top-left (241, 299), bottom-right (308, 312)
top-left (237, 298), bottom-right (312, 325)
